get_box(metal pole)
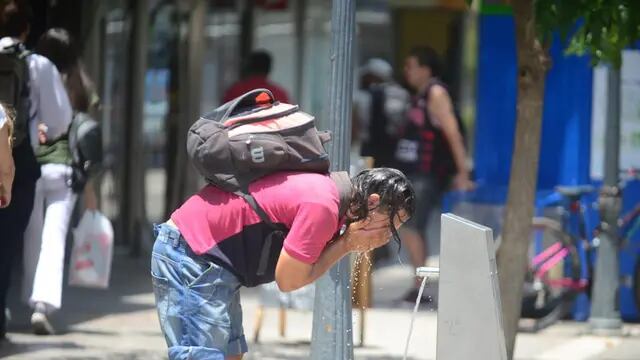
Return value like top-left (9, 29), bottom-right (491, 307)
top-left (123, 0), bottom-right (149, 256)
top-left (310, 0), bottom-right (356, 359)
top-left (294, 0), bottom-right (306, 100)
top-left (165, 1), bottom-right (206, 216)
top-left (589, 65), bottom-right (623, 333)
top-left (184, 0), bottom-right (207, 194)
top-left (239, 0), bottom-right (254, 77)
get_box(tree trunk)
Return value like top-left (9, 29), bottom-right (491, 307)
top-left (497, 0), bottom-right (549, 358)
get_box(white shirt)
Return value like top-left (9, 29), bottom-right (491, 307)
top-left (0, 37), bottom-right (72, 150)
top-left (0, 106), bottom-right (6, 129)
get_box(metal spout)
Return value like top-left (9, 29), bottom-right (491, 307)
top-left (416, 266), bottom-right (440, 278)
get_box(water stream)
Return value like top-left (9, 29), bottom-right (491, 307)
top-left (403, 275), bottom-right (428, 360)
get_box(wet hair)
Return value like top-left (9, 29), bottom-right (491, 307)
top-left (409, 46), bottom-right (442, 78)
top-left (36, 28), bottom-right (95, 112)
top-left (0, 0), bottom-right (32, 38)
top-left (244, 50), bottom-right (272, 76)
top-left (348, 168), bottom-right (416, 246)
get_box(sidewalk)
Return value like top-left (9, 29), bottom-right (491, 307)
top-left (1, 248), bottom-right (640, 359)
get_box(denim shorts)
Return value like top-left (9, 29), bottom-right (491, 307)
top-left (151, 223), bottom-right (247, 359)
top-left (404, 175), bottom-right (442, 238)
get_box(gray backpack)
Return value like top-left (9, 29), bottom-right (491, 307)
top-left (188, 88), bottom-right (332, 191)
top-left (67, 112), bottom-right (103, 192)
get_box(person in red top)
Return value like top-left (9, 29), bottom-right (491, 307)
top-left (222, 50), bottom-right (291, 104)
top-left (151, 168), bottom-right (415, 359)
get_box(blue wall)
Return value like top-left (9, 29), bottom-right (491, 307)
top-left (474, 15), bottom-right (593, 192)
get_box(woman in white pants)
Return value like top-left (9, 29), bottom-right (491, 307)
top-left (22, 28), bottom-right (98, 335)
top-left (22, 164), bottom-right (76, 327)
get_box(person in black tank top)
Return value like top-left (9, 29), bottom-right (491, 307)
top-left (396, 46), bottom-right (474, 303)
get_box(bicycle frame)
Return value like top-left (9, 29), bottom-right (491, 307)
top-left (531, 191), bottom-right (595, 292)
top-left (532, 192), bottom-right (639, 292)
top-left (620, 204), bottom-right (640, 243)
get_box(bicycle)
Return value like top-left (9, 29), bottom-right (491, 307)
top-left (519, 175), bottom-right (640, 331)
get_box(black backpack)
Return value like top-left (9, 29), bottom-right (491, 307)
top-left (0, 43), bottom-right (30, 148)
top-left (188, 88), bottom-right (333, 192)
top-left (67, 112), bottom-right (103, 192)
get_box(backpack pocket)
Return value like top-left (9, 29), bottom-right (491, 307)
top-left (281, 126), bottom-right (330, 168)
top-left (228, 133), bottom-right (288, 171)
top-left (187, 120), bottom-right (237, 185)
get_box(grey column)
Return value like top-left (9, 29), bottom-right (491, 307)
top-left (239, 0), bottom-right (254, 76)
top-left (184, 0), bottom-right (207, 194)
top-left (166, 0), bottom-right (207, 214)
top-left (310, 0), bottom-right (356, 359)
top-left (589, 65), bottom-right (623, 332)
top-left (294, 0), bottom-right (306, 100)
top-left (123, 0), bottom-right (149, 256)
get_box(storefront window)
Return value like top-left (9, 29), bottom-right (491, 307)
top-left (253, 3), bottom-right (296, 101)
top-left (202, 8), bottom-right (241, 111)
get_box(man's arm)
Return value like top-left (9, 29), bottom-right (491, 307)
top-left (427, 85), bottom-right (473, 190)
top-left (0, 120), bottom-right (14, 208)
top-left (275, 214), bottom-right (391, 292)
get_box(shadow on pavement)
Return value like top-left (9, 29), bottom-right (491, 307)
top-left (0, 338), bottom-right (84, 357)
top-left (3, 247), bottom-right (156, 353)
top-left (246, 342), bottom-right (422, 360)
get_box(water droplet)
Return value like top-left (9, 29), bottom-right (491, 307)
top-left (404, 276), bottom-right (428, 359)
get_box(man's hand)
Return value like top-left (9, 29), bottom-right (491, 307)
top-left (344, 212), bottom-right (392, 253)
top-left (275, 211), bottom-right (392, 292)
top-left (37, 123), bottom-right (48, 144)
top-left (452, 172), bottom-right (475, 191)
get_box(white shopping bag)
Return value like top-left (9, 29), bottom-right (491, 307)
top-left (68, 210), bottom-right (114, 289)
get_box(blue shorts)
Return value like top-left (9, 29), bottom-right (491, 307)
top-left (404, 175), bottom-right (442, 238)
top-left (151, 223), bottom-right (247, 359)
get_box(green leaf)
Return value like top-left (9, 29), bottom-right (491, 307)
top-left (533, 0), bottom-right (640, 68)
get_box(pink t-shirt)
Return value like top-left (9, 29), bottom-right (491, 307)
top-left (171, 171), bottom-right (340, 265)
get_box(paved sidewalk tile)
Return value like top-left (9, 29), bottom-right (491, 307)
top-left (1, 250), bottom-right (639, 359)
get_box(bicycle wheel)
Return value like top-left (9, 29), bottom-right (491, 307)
top-left (497, 217), bottom-right (582, 322)
top-left (523, 217), bottom-right (582, 321)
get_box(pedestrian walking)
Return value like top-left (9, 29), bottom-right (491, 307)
top-left (222, 50), bottom-right (291, 104)
top-left (0, 0), bottom-right (72, 340)
top-left (396, 46), bottom-right (473, 303)
top-left (356, 58), bottom-right (409, 169)
top-left (21, 27), bottom-right (99, 335)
